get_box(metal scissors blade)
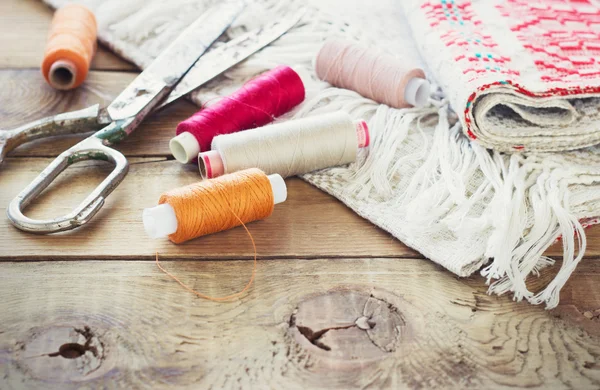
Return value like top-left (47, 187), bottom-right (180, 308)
top-left (105, 0), bottom-right (245, 122)
top-left (161, 9), bottom-right (306, 108)
top-left (6, 7), bottom-right (305, 234)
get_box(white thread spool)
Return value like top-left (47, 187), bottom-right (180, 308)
top-left (316, 39), bottom-right (431, 108)
top-left (198, 112), bottom-right (369, 179)
top-left (143, 173), bottom-right (288, 239)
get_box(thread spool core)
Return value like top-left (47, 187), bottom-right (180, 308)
top-left (170, 132), bottom-right (201, 164)
top-left (198, 150), bottom-right (225, 179)
top-left (268, 174), bottom-right (287, 205)
top-left (49, 60), bottom-right (77, 90)
top-left (355, 120), bottom-right (370, 148)
top-left (143, 204), bottom-right (178, 239)
top-left (404, 77), bottom-right (431, 108)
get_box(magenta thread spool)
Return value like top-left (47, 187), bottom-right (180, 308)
top-left (170, 65), bottom-right (306, 164)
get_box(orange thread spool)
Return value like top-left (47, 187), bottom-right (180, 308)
top-left (147, 169), bottom-right (287, 301)
top-left (159, 168), bottom-right (277, 244)
top-left (42, 4), bottom-right (97, 90)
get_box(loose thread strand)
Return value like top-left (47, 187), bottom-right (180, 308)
top-left (155, 204), bottom-right (257, 302)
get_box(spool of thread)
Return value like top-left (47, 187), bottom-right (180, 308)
top-left (170, 65), bottom-right (306, 164)
top-left (41, 4), bottom-right (97, 90)
top-left (315, 39), bottom-right (430, 108)
top-left (143, 168), bottom-right (287, 244)
top-left (198, 112), bottom-right (369, 179)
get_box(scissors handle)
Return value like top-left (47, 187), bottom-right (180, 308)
top-left (0, 105), bottom-right (104, 164)
top-left (7, 129), bottom-right (128, 233)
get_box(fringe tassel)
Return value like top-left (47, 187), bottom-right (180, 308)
top-left (299, 90), bottom-right (591, 309)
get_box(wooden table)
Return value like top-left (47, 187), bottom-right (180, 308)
top-left (1, 1), bottom-right (600, 388)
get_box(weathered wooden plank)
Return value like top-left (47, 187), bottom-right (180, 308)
top-left (1, 157), bottom-right (598, 260)
top-left (0, 158), bottom-right (414, 259)
top-left (0, 0), bottom-right (135, 70)
top-left (0, 258), bottom-right (599, 389)
top-left (0, 69), bottom-right (196, 158)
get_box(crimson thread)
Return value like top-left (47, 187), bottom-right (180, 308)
top-left (176, 65), bottom-right (305, 152)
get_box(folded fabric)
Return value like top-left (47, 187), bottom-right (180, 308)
top-left (42, 0), bottom-right (600, 308)
top-left (401, 0), bottom-right (600, 152)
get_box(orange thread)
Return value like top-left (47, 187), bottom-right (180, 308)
top-left (155, 169), bottom-right (273, 301)
top-left (159, 168), bottom-right (274, 244)
top-left (42, 4), bottom-right (97, 90)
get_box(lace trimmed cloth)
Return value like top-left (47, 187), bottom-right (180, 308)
top-left (43, 0), bottom-right (600, 308)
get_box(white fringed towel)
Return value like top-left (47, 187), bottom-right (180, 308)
top-left (42, 0), bottom-right (600, 308)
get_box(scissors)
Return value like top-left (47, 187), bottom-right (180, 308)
top-left (2, 4), bottom-right (305, 234)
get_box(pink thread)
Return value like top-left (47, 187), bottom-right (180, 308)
top-left (315, 39), bottom-right (427, 108)
top-left (176, 65), bottom-right (305, 152)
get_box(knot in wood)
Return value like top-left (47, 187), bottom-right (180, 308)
top-left (288, 289), bottom-right (405, 362)
top-left (16, 324), bottom-right (113, 383)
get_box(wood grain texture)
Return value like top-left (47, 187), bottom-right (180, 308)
top-left (0, 69), bottom-right (197, 158)
top-left (1, 156), bottom-right (598, 260)
top-left (0, 0), bottom-right (135, 70)
top-left (0, 158), bottom-right (413, 259)
top-left (1, 1), bottom-right (599, 389)
top-left (1, 258), bottom-right (600, 389)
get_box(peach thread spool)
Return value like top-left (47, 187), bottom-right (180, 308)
top-left (315, 39), bottom-right (431, 108)
top-left (198, 112), bottom-right (369, 179)
top-left (143, 168), bottom-right (287, 244)
top-left (41, 4), bottom-right (98, 90)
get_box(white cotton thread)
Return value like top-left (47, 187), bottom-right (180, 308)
top-left (201, 112), bottom-right (367, 178)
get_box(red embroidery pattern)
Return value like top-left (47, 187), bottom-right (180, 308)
top-left (421, 0), bottom-right (519, 82)
top-left (421, 0), bottom-right (600, 150)
top-left (497, 0), bottom-right (600, 83)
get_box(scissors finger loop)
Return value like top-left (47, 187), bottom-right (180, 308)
top-left (7, 136), bottom-right (128, 233)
